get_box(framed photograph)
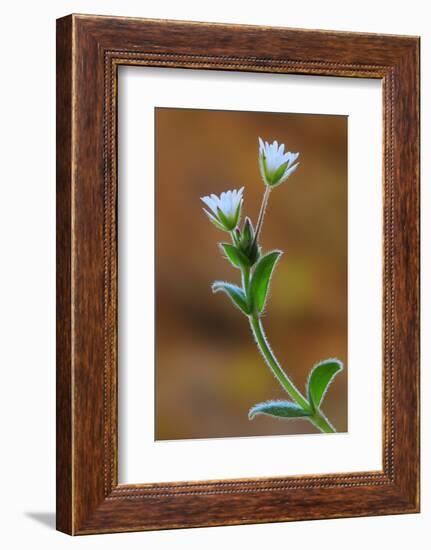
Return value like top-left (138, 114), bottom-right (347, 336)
top-left (56, 14), bottom-right (420, 535)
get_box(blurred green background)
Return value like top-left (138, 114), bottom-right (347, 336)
top-left (155, 107), bottom-right (347, 439)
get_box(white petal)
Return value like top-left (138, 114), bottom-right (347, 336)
top-left (201, 195), bottom-right (218, 214)
top-left (279, 162), bottom-right (299, 183)
top-left (210, 193), bottom-right (221, 209)
top-left (223, 191), bottom-right (232, 211)
top-left (281, 152), bottom-right (293, 164)
top-left (229, 191), bottom-right (236, 216)
top-left (282, 151), bottom-right (299, 166)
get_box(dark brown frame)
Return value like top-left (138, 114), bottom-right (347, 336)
top-left (56, 14), bottom-right (420, 535)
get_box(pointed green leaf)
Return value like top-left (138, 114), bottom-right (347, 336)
top-left (203, 209), bottom-right (226, 231)
top-left (220, 243), bottom-right (251, 268)
top-left (249, 250), bottom-right (282, 313)
top-left (249, 400), bottom-right (312, 420)
top-left (307, 359), bottom-right (343, 410)
top-left (270, 160), bottom-right (289, 186)
top-left (261, 155), bottom-right (270, 185)
top-left (233, 201), bottom-right (242, 228)
top-left (212, 281), bottom-right (250, 315)
top-left (216, 207), bottom-right (237, 231)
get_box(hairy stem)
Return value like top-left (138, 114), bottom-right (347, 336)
top-left (310, 410), bottom-right (336, 433)
top-left (242, 266), bottom-right (250, 292)
top-left (249, 315), bottom-right (308, 408)
top-left (254, 186), bottom-right (271, 244)
top-left (249, 314), bottom-right (335, 433)
top-left (230, 230), bottom-right (239, 246)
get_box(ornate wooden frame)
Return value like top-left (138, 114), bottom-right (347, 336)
top-left (56, 14), bottom-right (420, 535)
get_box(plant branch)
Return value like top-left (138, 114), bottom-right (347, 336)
top-left (249, 315), bottom-right (308, 408)
top-left (249, 314), bottom-right (335, 433)
top-left (254, 186), bottom-right (271, 244)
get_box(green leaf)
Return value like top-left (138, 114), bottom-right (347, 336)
top-left (307, 359), bottom-right (343, 411)
top-left (270, 160), bottom-right (289, 186)
top-left (220, 243), bottom-right (251, 268)
top-left (203, 209), bottom-right (226, 231)
top-left (261, 155), bottom-right (270, 185)
top-left (249, 250), bottom-right (282, 313)
top-left (249, 400), bottom-right (312, 420)
top-left (212, 281), bottom-right (250, 315)
top-left (216, 207), bottom-right (237, 231)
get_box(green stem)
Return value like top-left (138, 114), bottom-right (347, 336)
top-left (249, 314), bottom-right (335, 433)
top-left (254, 186), bottom-right (271, 245)
top-left (242, 266), bottom-right (250, 292)
top-left (311, 410), bottom-right (336, 433)
top-left (230, 230), bottom-right (239, 246)
top-left (233, 232), bottom-right (250, 292)
top-left (249, 315), bottom-right (307, 408)
top-left (233, 201), bottom-right (335, 433)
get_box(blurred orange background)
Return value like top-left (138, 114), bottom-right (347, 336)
top-left (155, 107), bottom-right (347, 440)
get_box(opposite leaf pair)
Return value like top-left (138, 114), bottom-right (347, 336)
top-left (212, 250), bottom-right (282, 315)
top-left (248, 359), bottom-right (343, 420)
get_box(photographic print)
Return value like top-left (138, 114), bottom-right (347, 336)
top-left (57, 16), bottom-right (420, 533)
top-left (155, 107), bottom-right (348, 440)
top-left (119, 68), bottom-right (382, 483)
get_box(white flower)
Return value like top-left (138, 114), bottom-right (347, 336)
top-left (258, 137), bottom-right (300, 187)
top-left (201, 187), bottom-right (244, 231)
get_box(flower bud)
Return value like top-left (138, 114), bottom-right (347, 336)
top-left (238, 217), bottom-right (259, 266)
